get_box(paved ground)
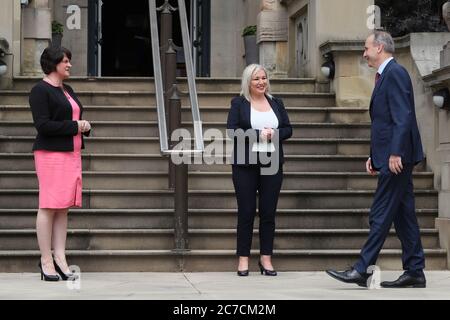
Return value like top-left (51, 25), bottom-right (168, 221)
top-left (1, 271), bottom-right (450, 300)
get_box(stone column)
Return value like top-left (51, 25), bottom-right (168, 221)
top-left (257, 0), bottom-right (288, 78)
top-left (22, 0), bottom-right (52, 75)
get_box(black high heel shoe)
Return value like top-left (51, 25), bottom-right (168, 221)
top-left (53, 260), bottom-right (78, 281)
top-left (237, 270), bottom-right (249, 277)
top-left (258, 261), bottom-right (277, 276)
top-left (38, 262), bottom-right (60, 281)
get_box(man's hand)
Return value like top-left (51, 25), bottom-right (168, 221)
top-left (389, 155), bottom-right (403, 174)
top-left (366, 157), bottom-right (377, 176)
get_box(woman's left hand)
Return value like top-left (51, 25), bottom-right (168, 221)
top-left (78, 120), bottom-right (91, 133)
top-left (261, 128), bottom-right (274, 140)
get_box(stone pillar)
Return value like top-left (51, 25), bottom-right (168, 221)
top-left (257, 0), bottom-right (288, 78)
top-left (53, 0), bottom-right (88, 76)
top-left (22, 0), bottom-right (52, 76)
top-left (437, 1), bottom-right (450, 269)
top-left (210, 0), bottom-right (247, 77)
top-left (437, 161), bottom-right (450, 268)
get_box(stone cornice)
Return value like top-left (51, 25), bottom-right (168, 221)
top-left (319, 40), bottom-right (365, 57)
top-left (279, 0), bottom-right (294, 5)
top-left (422, 65), bottom-right (450, 87)
top-left (319, 36), bottom-right (412, 57)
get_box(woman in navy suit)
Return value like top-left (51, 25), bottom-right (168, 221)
top-left (227, 64), bottom-right (292, 276)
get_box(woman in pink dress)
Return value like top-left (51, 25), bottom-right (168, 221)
top-left (29, 47), bottom-right (91, 281)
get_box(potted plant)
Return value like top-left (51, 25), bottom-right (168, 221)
top-left (51, 20), bottom-right (64, 48)
top-left (242, 25), bottom-right (259, 65)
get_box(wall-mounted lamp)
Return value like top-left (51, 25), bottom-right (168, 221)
top-left (0, 61), bottom-right (7, 77)
top-left (20, 0), bottom-right (30, 6)
top-left (433, 87), bottom-right (450, 110)
top-left (0, 38), bottom-right (10, 77)
top-left (321, 60), bottom-right (335, 80)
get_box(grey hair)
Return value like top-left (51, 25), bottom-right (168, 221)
top-left (240, 64), bottom-right (272, 101)
top-left (372, 30), bottom-right (395, 54)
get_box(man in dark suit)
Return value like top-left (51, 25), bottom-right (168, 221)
top-left (326, 31), bottom-right (426, 288)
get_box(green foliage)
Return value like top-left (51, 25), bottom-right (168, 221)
top-left (242, 25), bottom-right (257, 37)
top-left (376, 0), bottom-right (447, 37)
top-left (52, 20), bottom-right (64, 35)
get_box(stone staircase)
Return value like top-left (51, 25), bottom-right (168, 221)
top-left (0, 77), bottom-right (446, 272)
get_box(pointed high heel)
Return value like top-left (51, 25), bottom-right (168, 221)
top-left (258, 261), bottom-right (277, 276)
top-left (53, 260), bottom-right (78, 281)
top-left (38, 262), bottom-right (60, 281)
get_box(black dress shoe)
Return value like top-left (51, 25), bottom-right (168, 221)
top-left (381, 273), bottom-right (426, 288)
top-left (326, 268), bottom-right (368, 286)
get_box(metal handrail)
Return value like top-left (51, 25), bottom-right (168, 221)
top-left (149, 0), bottom-right (168, 152)
top-left (148, 0), bottom-right (204, 155)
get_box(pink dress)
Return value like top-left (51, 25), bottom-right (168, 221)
top-left (34, 89), bottom-right (83, 209)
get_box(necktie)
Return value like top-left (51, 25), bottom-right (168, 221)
top-left (375, 72), bottom-right (381, 85)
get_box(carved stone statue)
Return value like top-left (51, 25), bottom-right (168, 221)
top-left (443, 1), bottom-right (450, 31)
top-left (441, 1), bottom-right (450, 67)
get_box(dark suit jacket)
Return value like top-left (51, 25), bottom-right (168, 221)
top-left (369, 59), bottom-right (424, 170)
top-left (227, 95), bottom-right (292, 166)
top-left (29, 80), bottom-right (90, 151)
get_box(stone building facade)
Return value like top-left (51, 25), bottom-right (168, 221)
top-left (1, 0), bottom-right (450, 268)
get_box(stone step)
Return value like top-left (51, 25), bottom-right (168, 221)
top-left (0, 105), bottom-right (368, 123)
top-left (0, 90), bottom-right (336, 107)
top-left (0, 171), bottom-right (434, 190)
top-left (1, 105), bottom-right (154, 121)
top-left (0, 189), bottom-right (438, 209)
top-left (0, 121), bottom-right (371, 139)
top-left (0, 153), bottom-right (427, 173)
top-left (11, 77), bottom-right (322, 93)
top-left (0, 208), bottom-right (438, 230)
top-left (0, 228), bottom-right (440, 251)
top-left (0, 136), bottom-right (371, 155)
top-left (197, 122), bottom-right (371, 139)
top-left (186, 172), bottom-right (433, 190)
top-left (0, 136), bottom-right (161, 154)
top-left (0, 249), bottom-right (446, 272)
top-left (0, 121), bottom-right (151, 137)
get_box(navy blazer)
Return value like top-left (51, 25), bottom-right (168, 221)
top-left (227, 95), bottom-right (292, 166)
top-left (369, 59), bottom-right (424, 170)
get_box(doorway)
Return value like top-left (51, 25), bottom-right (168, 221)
top-left (295, 12), bottom-right (308, 78)
top-left (88, 0), bottom-right (210, 77)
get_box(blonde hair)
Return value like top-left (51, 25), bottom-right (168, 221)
top-left (240, 64), bottom-right (272, 101)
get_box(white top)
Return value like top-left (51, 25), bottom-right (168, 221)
top-left (377, 57), bottom-right (394, 75)
top-left (250, 107), bottom-right (279, 130)
top-left (250, 107), bottom-right (278, 152)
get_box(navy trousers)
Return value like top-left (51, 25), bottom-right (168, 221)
top-left (232, 165), bottom-right (283, 257)
top-left (353, 165), bottom-right (425, 275)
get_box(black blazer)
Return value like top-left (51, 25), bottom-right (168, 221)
top-left (227, 95), bottom-right (292, 166)
top-left (29, 80), bottom-right (90, 151)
